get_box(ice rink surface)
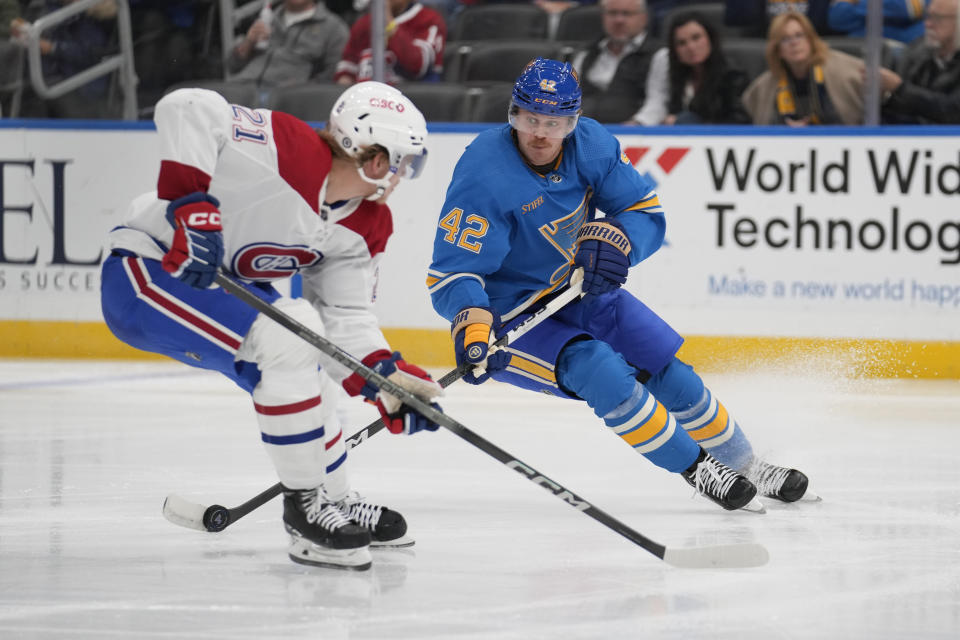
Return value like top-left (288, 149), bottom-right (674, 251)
top-left (0, 358), bottom-right (958, 639)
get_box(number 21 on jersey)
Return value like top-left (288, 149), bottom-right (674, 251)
top-left (231, 105), bottom-right (268, 145)
top-left (439, 207), bottom-right (488, 253)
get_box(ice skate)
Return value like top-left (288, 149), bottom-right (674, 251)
top-left (745, 458), bottom-right (821, 503)
top-left (681, 449), bottom-right (765, 513)
top-left (283, 487), bottom-right (372, 570)
top-left (338, 490), bottom-right (415, 548)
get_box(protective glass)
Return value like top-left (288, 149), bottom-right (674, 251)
top-left (509, 111), bottom-right (579, 139)
top-left (394, 149), bottom-right (428, 179)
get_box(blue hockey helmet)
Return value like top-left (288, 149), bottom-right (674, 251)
top-left (509, 58), bottom-right (582, 137)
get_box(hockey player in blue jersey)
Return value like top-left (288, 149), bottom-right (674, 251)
top-left (427, 57), bottom-right (817, 511)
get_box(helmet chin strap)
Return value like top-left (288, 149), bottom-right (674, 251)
top-left (356, 164), bottom-right (392, 201)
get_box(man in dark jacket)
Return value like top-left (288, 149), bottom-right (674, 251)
top-left (571, 0), bottom-right (659, 123)
top-left (879, 0), bottom-right (960, 123)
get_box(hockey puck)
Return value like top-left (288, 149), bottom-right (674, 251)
top-left (203, 505), bottom-right (231, 532)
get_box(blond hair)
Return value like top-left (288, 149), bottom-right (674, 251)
top-left (766, 12), bottom-right (829, 81)
top-left (317, 128), bottom-right (385, 165)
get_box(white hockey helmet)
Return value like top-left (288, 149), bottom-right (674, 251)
top-left (328, 81), bottom-right (428, 195)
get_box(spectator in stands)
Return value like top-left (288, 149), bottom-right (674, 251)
top-left (572, 0), bottom-right (659, 123)
top-left (335, 0), bottom-right (445, 85)
top-left (634, 10), bottom-right (751, 124)
top-left (228, 0), bottom-right (349, 85)
top-left (878, 0), bottom-right (960, 122)
top-left (0, 0), bottom-right (18, 36)
top-left (130, 1), bottom-right (215, 108)
top-left (742, 11), bottom-right (865, 124)
top-left (725, 0), bottom-right (832, 38)
top-left (828, 0), bottom-right (928, 43)
top-left (0, 0), bottom-right (22, 113)
top-left (11, 0), bottom-right (119, 119)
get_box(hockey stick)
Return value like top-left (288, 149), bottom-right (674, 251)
top-left (162, 271), bottom-right (586, 534)
top-left (167, 271), bottom-right (768, 568)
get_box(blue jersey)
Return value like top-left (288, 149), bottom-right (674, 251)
top-left (428, 118), bottom-right (666, 322)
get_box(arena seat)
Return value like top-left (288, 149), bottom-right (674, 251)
top-left (267, 83), bottom-right (346, 122)
top-left (460, 41), bottom-right (565, 83)
top-left (660, 2), bottom-right (755, 38)
top-left (396, 82), bottom-right (471, 122)
top-left (449, 4), bottom-right (549, 41)
top-left (466, 82), bottom-right (514, 123)
top-left (554, 5), bottom-right (603, 43)
top-left (722, 38), bottom-right (769, 83)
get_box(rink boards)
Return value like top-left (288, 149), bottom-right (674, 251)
top-left (0, 121), bottom-right (958, 377)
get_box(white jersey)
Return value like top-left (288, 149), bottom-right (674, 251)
top-left (109, 88), bottom-right (392, 384)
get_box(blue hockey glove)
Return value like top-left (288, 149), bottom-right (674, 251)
top-left (360, 352), bottom-right (444, 435)
top-left (573, 219), bottom-right (631, 296)
top-left (162, 192), bottom-right (224, 289)
top-left (452, 307), bottom-right (511, 385)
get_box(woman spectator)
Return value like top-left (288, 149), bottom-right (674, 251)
top-left (631, 11), bottom-right (750, 125)
top-left (742, 11), bottom-right (865, 125)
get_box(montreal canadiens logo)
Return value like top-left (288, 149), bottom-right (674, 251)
top-left (233, 243), bottom-right (323, 280)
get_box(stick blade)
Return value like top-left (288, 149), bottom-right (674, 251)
top-left (662, 543), bottom-right (770, 569)
top-left (162, 494), bottom-right (209, 531)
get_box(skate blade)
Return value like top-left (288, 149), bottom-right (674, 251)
top-left (371, 534), bottom-right (415, 548)
top-left (288, 537), bottom-right (372, 571)
top-left (740, 496), bottom-right (766, 514)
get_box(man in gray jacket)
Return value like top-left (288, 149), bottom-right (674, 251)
top-left (229, 0), bottom-right (349, 85)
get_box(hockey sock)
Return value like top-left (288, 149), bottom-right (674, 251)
top-left (240, 297), bottom-right (341, 489)
top-left (557, 340), bottom-right (699, 472)
top-left (646, 358), bottom-right (754, 471)
top-left (253, 368), bottom-right (330, 489)
top-left (320, 378), bottom-right (350, 502)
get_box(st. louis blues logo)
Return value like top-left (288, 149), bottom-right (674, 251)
top-left (233, 243), bottom-right (323, 280)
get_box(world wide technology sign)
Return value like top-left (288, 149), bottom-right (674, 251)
top-left (0, 125), bottom-right (957, 342)
top-left (612, 133), bottom-right (960, 341)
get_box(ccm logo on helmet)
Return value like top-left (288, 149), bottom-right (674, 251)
top-left (369, 97), bottom-right (406, 112)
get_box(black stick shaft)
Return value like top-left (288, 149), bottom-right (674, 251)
top-left (215, 273), bottom-right (670, 560)
top-left (221, 419), bottom-right (389, 523)
top-left (213, 336), bottom-right (530, 525)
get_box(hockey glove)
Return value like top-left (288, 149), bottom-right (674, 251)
top-left (573, 219), bottom-right (632, 296)
top-left (162, 192), bottom-right (225, 289)
top-left (452, 306), bottom-right (511, 385)
top-left (362, 352), bottom-right (444, 435)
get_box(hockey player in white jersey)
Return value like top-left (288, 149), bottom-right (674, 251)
top-left (100, 82), bottom-right (443, 570)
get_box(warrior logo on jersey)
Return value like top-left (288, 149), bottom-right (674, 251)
top-left (233, 243), bottom-right (323, 280)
